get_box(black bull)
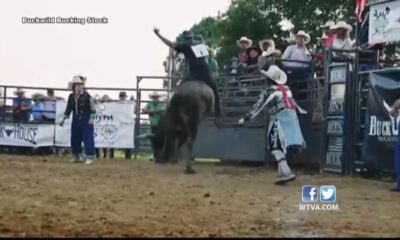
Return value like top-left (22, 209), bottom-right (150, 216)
top-left (152, 81), bottom-right (214, 173)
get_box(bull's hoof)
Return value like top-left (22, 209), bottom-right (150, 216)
top-left (184, 168), bottom-right (196, 174)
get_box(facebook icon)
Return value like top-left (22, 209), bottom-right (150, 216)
top-left (302, 185), bottom-right (319, 202)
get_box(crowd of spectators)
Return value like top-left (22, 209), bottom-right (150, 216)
top-left (223, 20), bottom-right (365, 82)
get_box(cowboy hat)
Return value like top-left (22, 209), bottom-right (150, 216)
top-left (259, 39), bottom-right (281, 57)
top-left (237, 36), bottom-right (253, 47)
top-left (295, 30), bottom-right (311, 44)
top-left (72, 74), bottom-right (87, 83)
top-left (260, 65), bottom-right (287, 85)
top-left (320, 20), bottom-right (335, 28)
top-left (149, 91), bottom-right (161, 98)
top-left (332, 21), bottom-right (353, 32)
top-left (14, 87), bottom-right (25, 95)
top-left (246, 46), bottom-right (262, 56)
top-left (102, 94), bottom-right (112, 101)
top-left (31, 93), bottom-right (45, 101)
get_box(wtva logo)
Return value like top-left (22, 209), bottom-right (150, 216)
top-left (302, 185), bottom-right (336, 203)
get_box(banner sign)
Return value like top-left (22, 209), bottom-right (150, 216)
top-left (362, 70), bottom-right (400, 173)
top-left (322, 63), bottom-right (349, 173)
top-left (55, 100), bottom-right (135, 148)
top-left (369, 0), bottom-right (400, 44)
top-left (0, 122), bottom-right (54, 147)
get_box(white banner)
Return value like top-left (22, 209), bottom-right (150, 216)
top-left (55, 100), bottom-right (135, 148)
top-left (369, 0), bottom-right (400, 44)
top-left (0, 122), bottom-right (54, 147)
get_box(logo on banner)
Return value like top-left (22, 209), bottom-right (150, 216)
top-left (368, 100), bottom-right (400, 142)
top-left (101, 124), bottom-right (118, 140)
top-left (0, 124), bottom-right (38, 145)
top-left (95, 103), bottom-right (114, 124)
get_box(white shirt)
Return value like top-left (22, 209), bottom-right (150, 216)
top-left (282, 44), bottom-right (312, 68)
top-left (332, 38), bottom-right (354, 57)
top-left (43, 96), bottom-right (57, 119)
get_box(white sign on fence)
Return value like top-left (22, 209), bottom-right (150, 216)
top-left (55, 100), bottom-right (135, 148)
top-left (0, 122), bottom-right (55, 147)
top-left (369, 0), bottom-right (400, 44)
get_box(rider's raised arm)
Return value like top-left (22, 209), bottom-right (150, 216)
top-left (154, 28), bottom-right (176, 49)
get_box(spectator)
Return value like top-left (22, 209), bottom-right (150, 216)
top-left (96, 94), bottom-right (114, 159)
top-left (208, 51), bottom-right (220, 84)
top-left (242, 46), bottom-right (262, 74)
top-left (42, 89), bottom-right (57, 123)
top-left (12, 88), bottom-right (32, 122)
top-left (142, 92), bottom-right (166, 161)
top-left (237, 36), bottom-right (253, 66)
top-left (320, 21), bottom-right (336, 49)
top-left (119, 91), bottom-right (128, 101)
top-left (258, 38), bottom-right (282, 70)
top-left (0, 88), bottom-right (5, 120)
top-left (331, 21), bottom-right (354, 60)
top-left (31, 93), bottom-right (44, 122)
top-left (282, 30), bottom-right (312, 68)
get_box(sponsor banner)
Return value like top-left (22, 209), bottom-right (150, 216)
top-left (363, 70), bottom-right (400, 173)
top-left (55, 100), bottom-right (135, 148)
top-left (0, 122), bottom-right (54, 147)
top-left (369, 0), bottom-right (400, 44)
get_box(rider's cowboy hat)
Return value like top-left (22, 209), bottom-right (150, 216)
top-left (320, 20), bottom-right (336, 28)
top-left (260, 65), bottom-right (287, 85)
top-left (14, 87), bottom-right (26, 95)
top-left (259, 39), bottom-right (282, 57)
top-left (149, 91), bottom-right (161, 98)
top-left (332, 21), bottom-right (353, 32)
top-left (237, 36), bottom-right (253, 47)
top-left (295, 30), bottom-right (311, 44)
top-left (31, 93), bottom-right (45, 101)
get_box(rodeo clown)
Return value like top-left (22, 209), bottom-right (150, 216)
top-left (238, 65), bottom-right (307, 184)
top-left (60, 75), bottom-right (96, 165)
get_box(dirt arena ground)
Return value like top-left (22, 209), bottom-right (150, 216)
top-left (0, 155), bottom-right (399, 237)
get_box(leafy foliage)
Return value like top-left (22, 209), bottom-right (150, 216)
top-left (176, 0), bottom-right (355, 65)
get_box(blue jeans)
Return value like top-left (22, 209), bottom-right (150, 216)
top-left (71, 116), bottom-right (95, 157)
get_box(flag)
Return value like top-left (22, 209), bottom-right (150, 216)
top-left (355, 0), bottom-right (368, 24)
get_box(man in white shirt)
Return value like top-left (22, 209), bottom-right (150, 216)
top-left (282, 31), bottom-right (312, 68)
top-left (42, 89), bottom-right (57, 123)
top-left (331, 21), bottom-right (354, 60)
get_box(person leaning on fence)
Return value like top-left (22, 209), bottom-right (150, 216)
top-left (12, 88), bottom-right (32, 122)
top-left (31, 93), bottom-right (45, 123)
top-left (320, 20), bottom-right (336, 49)
top-left (60, 75), bottom-right (96, 165)
top-left (142, 91), bottom-right (166, 161)
top-left (42, 89), bottom-right (58, 123)
top-left (241, 45), bottom-right (262, 75)
top-left (331, 21), bottom-right (354, 60)
top-left (258, 38), bottom-right (282, 71)
top-left (238, 65), bottom-right (308, 185)
top-left (282, 30), bottom-right (312, 69)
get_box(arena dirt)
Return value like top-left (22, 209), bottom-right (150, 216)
top-left (0, 155), bottom-right (399, 237)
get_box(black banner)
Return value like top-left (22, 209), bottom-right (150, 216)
top-left (363, 70), bottom-right (400, 174)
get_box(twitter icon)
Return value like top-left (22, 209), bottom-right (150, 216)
top-left (320, 186), bottom-right (336, 202)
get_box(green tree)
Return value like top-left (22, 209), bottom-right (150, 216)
top-left (173, 0), bottom-right (355, 67)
